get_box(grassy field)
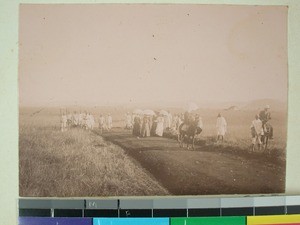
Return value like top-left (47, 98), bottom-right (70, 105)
top-left (19, 106), bottom-right (287, 196)
top-left (19, 109), bottom-right (169, 197)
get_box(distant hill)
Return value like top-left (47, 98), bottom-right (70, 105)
top-left (240, 99), bottom-right (287, 111)
top-left (224, 106), bottom-right (240, 111)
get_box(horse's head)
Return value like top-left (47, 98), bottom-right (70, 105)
top-left (265, 123), bottom-right (272, 134)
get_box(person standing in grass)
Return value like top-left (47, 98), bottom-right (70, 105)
top-left (73, 111), bottom-right (80, 127)
top-left (250, 114), bottom-right (263, 151)
top-left (60, 112), bottom-right (67, 132)
top-left (125, 112), bottom-right (132, 129)
top-left (82, 111), bottom-right (88, 130)
top-left (107, 114), bottom-right (113, 131)
top-left (89, 113), bottom-right (95, 130)
top-left (67, 111), bottom-right (73, 128)
top-left (141, 116), bottom-right (151, 137)
top-left (155, 115), bottom-right (164, 137)
top-left (78, 111), bottom-right (83, 128)
top-left (98, 114), bottom-right (105, 134)
top-left (216, 113), bottom-right (227, 142)
top-left (133, 114), bottom-right (141, 137)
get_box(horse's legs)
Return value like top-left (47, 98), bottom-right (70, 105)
top-left (265, 136), bottom-right (269, 153)
top-left (181, 135), bottom-right (184, 148)
top-left (187, 136), bottom-right (191, 149)
top-left (192, 137), bottom-right (195, 150)
top-left (186, 137), bottom-right (189, 149)
top-left (251, 144), bottom-right (255, 152)
top-left (178, 134), bottom-right (183, 148)
top-left (180, 134), bottom-right (186, 148)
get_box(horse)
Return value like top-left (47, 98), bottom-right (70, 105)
top-left (261, 122), bottom-right (273, 153)
top-left (178, 122), bottom-right (202, 150)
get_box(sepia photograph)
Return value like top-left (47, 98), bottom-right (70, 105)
top-left (19, 4), bottom-right (288, 197)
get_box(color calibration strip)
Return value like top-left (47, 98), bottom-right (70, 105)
top-left (18, 215), bottom-right (300, 225)
top-left (19, 195), bottom-right (300, 218)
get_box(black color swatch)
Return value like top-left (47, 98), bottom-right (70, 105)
top-left (153, 209), bottom-right (187, 217)
top-left (54, 209), bottom-right (82, 217)
top-left (84, 209), bottom-right (119, 217)
top-left (19, 209), bottom-right (51, 217)
top-left (188, 208), bottom-right (221, 217)
top-left (221, 207), bottom-right (254, 216)
top-left (254, 206), bottom-right (285, 215)
top-left (287, 205), bottom-right (300, 214)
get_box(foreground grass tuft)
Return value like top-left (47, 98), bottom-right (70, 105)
top-left (19, 126), bottom-right (169, 197)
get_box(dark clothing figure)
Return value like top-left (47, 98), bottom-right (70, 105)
top-left (132, 116), bottom-right (141, 137)
top-left (259, 109), bottom-right (273, 139)
top-left (141, 116), bottom-right (150, 137)
top-left (259, 110), bottom-right (271, 124)
top-left (151, 116), bottom-right (158, 136)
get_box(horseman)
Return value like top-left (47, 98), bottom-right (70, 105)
top-left (181, 111), bottom-right (193, 131)
top-left (259, 105), bottom-right (273, 139)
top-left (178, 112), bottom-right (202, 149)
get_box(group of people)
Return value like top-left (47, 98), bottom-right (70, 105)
top-left (250, 105), bottom-right (273, 149)
top-left (125, 104), bottom-right (273, 149)
top-left (212, 105), bottom-right (273, 147)
top-left (60, 111), bottom-right (113, 133)
top-left (60, 105), bottom-right (274, 150)
top-left (129, 112), bottom-right (179, 138)
top-left (127, 111), bottom-right (204, 138)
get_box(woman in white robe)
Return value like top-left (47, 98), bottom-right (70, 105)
top-left (155, 116), bottom-right (164, 137)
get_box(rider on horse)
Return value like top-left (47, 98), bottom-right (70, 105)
top-left (178, 111), bottom-right (202, 149)
top-left (259, 105), bottom-right (273, 139)
top-left (180, 112), bottom-right (202, 135)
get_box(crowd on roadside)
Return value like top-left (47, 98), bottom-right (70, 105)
top-left (60, 111), bottom-right (112, 133)
top-left (60, 104), bottom-right (273, 149)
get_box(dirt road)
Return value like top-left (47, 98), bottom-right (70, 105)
top-left (101, 129), bottom-right (285, 195)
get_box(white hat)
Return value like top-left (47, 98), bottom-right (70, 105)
top-left (265, 105), bottom-right (270, 109)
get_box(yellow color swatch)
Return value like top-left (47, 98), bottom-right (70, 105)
top-left (247, 215), bottom-right (300, 225)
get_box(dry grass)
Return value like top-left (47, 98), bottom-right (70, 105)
top-left (19, 116), bottom-right (169, 197)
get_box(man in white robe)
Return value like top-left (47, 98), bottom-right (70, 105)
top-left (216, 113), bottom-right (227, 142)
top-left (250, 115), bottom-right (263, 151)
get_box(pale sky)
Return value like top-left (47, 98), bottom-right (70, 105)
top-left (19, 4), bottom-right (288, 107)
